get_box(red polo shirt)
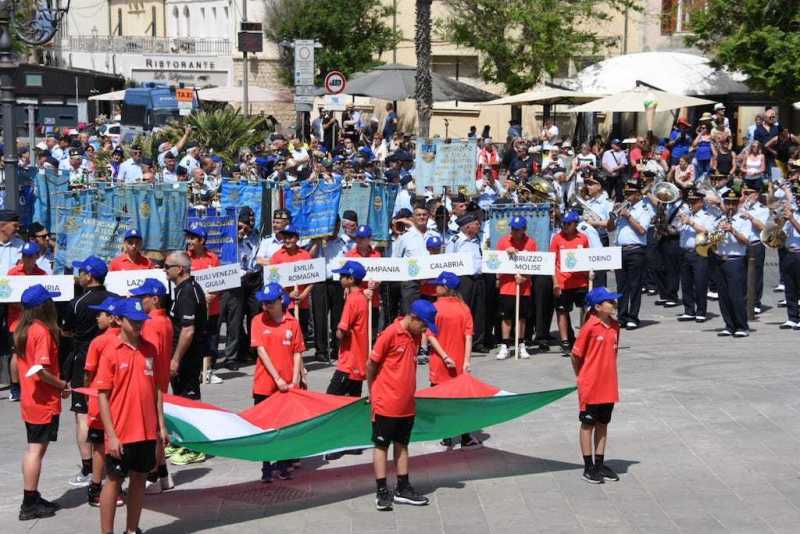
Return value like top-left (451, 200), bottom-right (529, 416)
top-left (550, 231), bottom-right (590, 290)
top-left (18, 321), bottom-right (61, 424)
top-left (142, 309), bottom-right (174, 393)
top-left (497, 234), bottom-right (538, 297)
top-left (430, 296), bottom-right (473, 385)
top-left (7, 263), bottom-right (46, 333)
top-left (189, 248), bottom-right (221, 315)
top-left (336, 286), bottom-right (370, 381)
top-left (345, 247), bottom-right (382, 307)
top-left (369, 319), bottom-right (420, 418)
top-left (571, 314), bottom-right (620, 409)
top-left (270, 247), bottom-right (313, 309)
top-left (85, 327), bottom-right (121, 430)
top-left (94, 338), bottom-right (161, 444)
top-left (109, 253), bottom-right (154, 272)
top-left (250, 312), bottom-right (304, 395)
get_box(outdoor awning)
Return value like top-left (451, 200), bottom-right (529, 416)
top-left (480, 86), bottom-right (603, 106)
top-left (567, 86), bottom-right (716, 113)
top-left (89, 89), bottom-right (126, 101)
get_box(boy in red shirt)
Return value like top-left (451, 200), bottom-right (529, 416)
top-left (345, 225), bottom-right (382, 327)
top-left (15, 284), bottom-right (69, 521)
top-left (328, 260), bottom-right (370, 396)
top-left (269, 224), bottom-right (314, 335)
top-left (83, 297), bottom-right (122, 507)
top-left (550, 210), bottom-right (590, 355)
top-left (368, 299), bottom-right (437, 511)
top-left (108, 229), bottom-right (154, 271)
top-left (95, 298), bottom-right (167, 534)
top-left (571, 287), bottom-right (622, 484)
top-left (130, 278), bottom-right (175, 494)
top-left (496, 216), bottom-right (538, 360)
top-left (250, 283), bottom-right (304, 482)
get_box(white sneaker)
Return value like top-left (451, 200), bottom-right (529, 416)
top-left (733, 330), bottom-right (749, 338)
top-left (625, 321), bottom-right (637, 329)
top-left (144, 479), bottom-right (162, 495)
top-left (68, 471), bottom-right (92, 487)
top-left (753, 306), bottom-right (762, 315)
top-left (774, 284), bottom-right (785, 292)
top-left (707, 291), bottom-right (719, 300)
top-left (160, 473), bottom-right (174, 491)
top-left (495, 344), bottom-right (509, 360)
top-left (779, 321), bottom-right (797, 329)
top-left (206, 371), bottom-right (223, 384)
top-left (518, 344), bottom-right (531, 359)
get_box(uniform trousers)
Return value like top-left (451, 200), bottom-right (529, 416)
top-left (615, 245), bottom-right (647, 325)
top-left (399, 281), bottom-right (421, 316)
top-left (655, 235), bottom-right (681, 302)
top-left (218, 288), bottom-right (243, 365)
top-left (710, 254), bottom-right (748, 332)
top-left (482, 273), bottom-right (498, 349)
top-left (593, 235), bottom-right (610, 288)
top-left (781, 250), bottom-right (800, 323)
top-left (458, 274), bottom-right (486, 349)
top-left (680, 249), bottom-right (709, 317)
top-left (311, 280), bottom-right (345, 359)
top-left (745, 242), bottom-right (766, 308)
top-left (532, 275), bottom-right (555, 343)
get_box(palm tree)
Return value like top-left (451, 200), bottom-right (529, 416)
top-left (415, 0), bottom-right (433, 138)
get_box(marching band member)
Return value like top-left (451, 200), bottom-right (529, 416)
top-left (677, 189), bottom-right (715, 322)
top-left (651, 189), bottom-right (682, 308)
top-left (780, 193), bottom-right (800, 329)
top-left (710, 190), bottom-right (752, 337)
top-left (740, 185), bottom-right (769, 314)
top-left (580, 176), bottom-right (613, 291)
top-left (612, 181), bottom-right (654, 329)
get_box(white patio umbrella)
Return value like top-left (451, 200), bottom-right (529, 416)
top-left (567, 86), bottom-right (716, 113)
top-left (89, 89), bottom-right (126, 101)
top-left (480, 86), bottom-right (603, 106)
top-left (197, 85), bottom-right (292, 103)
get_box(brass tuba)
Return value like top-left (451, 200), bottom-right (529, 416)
top-left (695, 215), bottom-right (728, 257)
top-left (761, 201), bottom-right (788, 249)
top-left (653, 181), bottom-right (680, 204)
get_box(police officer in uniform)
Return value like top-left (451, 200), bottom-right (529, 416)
top-left (446, 211), bottom-right (485, 350)
top-left (612, 181), bottom-right (653, 329)
top-left (740, 184), bottom-right (769, 314)
top-left (652, 191), bottom-right (683, 308)
top-left (676, 189), bottom-right (715, 322)
top-left (710, 190), bottom-right (752, 337)
top-left (581, 175), bottom-right (613, 287)
top-left (392, 203), bottom-right (441, 313)
top-left (255, 208), bottom-right (292, 266)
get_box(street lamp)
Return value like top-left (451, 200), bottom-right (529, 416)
top-left (0, 0), bottom-right (70, 212)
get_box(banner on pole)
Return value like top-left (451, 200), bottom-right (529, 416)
top-left (284, 178), bottom-right (342, 239)
top-left (263, 258), bottom-right (327, 287)
top-left (105, 269), bottom-right (168, 296)
top-left (367, 182), bottom-right (398, 242)
top-left (187, 208), bottom-right (238, 265)
top-left (193, 264), bottom-right (243, 293)
top-left (482, 251), bottom-right (556, 276)
top-left (488, 204), bottom-right (551, 252)
top-left (58, 214), bottom-right (128, 272)
top-left (0, 275), bottom-right (74, 302)
top-left (221, 180), bottom-right (266, 233)
top-left (560, 246), bottom-right (622, 272)
top-left (414, 138), bottom-right (477, 192)
top-left (338, 183), bottom-right (371, 226)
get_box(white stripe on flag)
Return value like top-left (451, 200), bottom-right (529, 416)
top-left (165, 403), bottom-right (267, 441)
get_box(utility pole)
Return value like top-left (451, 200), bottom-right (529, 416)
top-left (0, 3), bottom-right (19, 209)
top-left (242, 0), bottom-right (248, 116)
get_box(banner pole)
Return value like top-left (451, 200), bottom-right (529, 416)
top-left (368, 291), bottom-right (373, 355)
top-left (514, 282), bottom-right (520, 360)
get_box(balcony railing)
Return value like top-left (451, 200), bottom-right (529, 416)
top-left (62, 36), bottom-right (232, 55)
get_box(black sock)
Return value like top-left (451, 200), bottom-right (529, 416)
top-left (157, 464), bottom-right (169, 478)
top-left (90, 481), bottom-right (102, 491)
top-left (23, 490), bottom-right (38, 506)
top-left (376, 477), bottom-right (388, 492)
top-left (583, 455), bottom-right (593, 470)
top-left (147, 471), bottom-right (158, 483)
top-left (397, 474), bottom-right (409, 490)
top-left (502, 338), bottom-right (513, 347)
top-left (81, 459), bottom-right (92, 477)
top-left (595, 454), bottom-right (604, 466)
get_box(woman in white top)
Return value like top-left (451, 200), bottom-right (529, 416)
top-left (571, 143), bottom-right (597, 178)
top-left (370, 132), bottom-right (388, 162)
top-left (668, 155), bottom-right (695, 190)
top-left (744, 141), bottom-right (766, 191)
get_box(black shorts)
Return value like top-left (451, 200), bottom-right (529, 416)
top-left (326, 370), bottom-right (364, 397)
top-left (71, 391), bottom-right (88, 414)
top-left (579, 403), bottom-right (615, 425)
top-left (499, 294), bottom-right (532, 321)
top-left (87, 427), bottom-right (105, 445)
top-left (25, 415), bottom-right (59, 444)
top-left (106, 440), bottom-right (157, 479)
top-left (556, 288), bottom-right (587, 312)
top-left (253, 393), bottom-right (269, 405)
top-left (371, 415), bottom-right (415, 448)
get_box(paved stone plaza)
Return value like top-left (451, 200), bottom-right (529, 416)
top-left (3, 258), bottom-right (800, 533)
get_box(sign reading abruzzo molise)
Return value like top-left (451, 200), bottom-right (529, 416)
top-left (482, 251), bottom-right (555, 276)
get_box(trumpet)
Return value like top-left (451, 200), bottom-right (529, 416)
top-left (695, 215), bottom-right (729, 257)
top-left (612, 200), bottom-right (631, 218)
top-left (761, 200), bottom-right (788, 249)
top-left (568, 189), bottom-right (604, 224)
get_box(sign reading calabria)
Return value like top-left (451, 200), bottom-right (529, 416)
top-left (263, 258), bottom-right (327, 287)
top-left (482, 251), bottom-right (555, 276)
top-left (0, 275), bottom-right (74, 303)
top-left (560, 246), bottom-right (622, 272)
top-left (328, 253), bottom-right (474, 282)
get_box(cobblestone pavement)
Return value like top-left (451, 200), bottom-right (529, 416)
top-left (3, 255), bottom-right (800, 533)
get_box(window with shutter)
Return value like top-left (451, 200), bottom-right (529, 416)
top-left (661, 0), bottom-right (676, 35)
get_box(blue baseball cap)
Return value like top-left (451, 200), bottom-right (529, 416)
top-left (332, 260), bottom-right (367, 281)
top-left (280, 224), bottom-right (300, 237)
top-left (112, 298), bottom-right (150, 321)
top-left (21, 284), bottom-right (60, 309)
top-left (21, 242), bottom-right (40, 256)
top-left (125, 229), bottom-right (143, 241)
top-left (129, 278), bottom-right (167, 297)
top-left (510, 216), bottom-right (527, 230)
top-left (431, 271), bottom-right (460, 290)
top-left (355, 225), bottom-right (372, 238)
top-left (586, 287), bottom-right (623, 307)
top-left (88, 296), bottom-right (121, 313)
top-left (426, 236), bottom-right (443, 249)
top-left (410, 299), bottom-right (438, 336)
top-left (184, 224), bottom-right (207, 241)
top-left (256, 282), bottom-right (284, 303)
top-left (72, 255), bottom-right (108, 279)
top-left (281, 290), bottom-right (291, 309)
top-left (562, 210), bottom-right (580, 224)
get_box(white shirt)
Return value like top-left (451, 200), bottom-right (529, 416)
top-left (118, 158), bottom-right (143, 183)
top-left (161, 167), bottom-right (179, 183)
top-left (584, 195), bottom-right (613, 237)
top-left (475, 178), bottom-right (505, 210)
top-left (36, 255), bottom-right (53, 274)
top-left (445, 231), bottom-right (482, 275)
top-left (0, 237), bottom-right (24, 274)
top-left (577, 221), bottom-right (602, 248)
top-left (679, 208), bottom-right (715, 250)
top-left (715, 214), bottom-right (751, 257)
top-left (602, 149), bottom-right (628, 174)
top-left (180, 154), bottom-right (200, 173)
top-left (50, 146), bottom-right (68, 161)
top-left (784, 210), bottom-right (800, 252)
top-left (615, 200), bottom-right (653, 246)
top-left (256, 235), bottom-right (284, 261)
top-left (744, 202), bottom-right (769, 243)
top-left (392, 226), bottom-right (440, 258)
top-left (393, 189), bottom-right (414, 216)
top-left (158, 147), bottom-right (179, 167)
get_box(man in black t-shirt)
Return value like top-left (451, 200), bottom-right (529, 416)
top-left (164, 251), bottom-right (207, 401)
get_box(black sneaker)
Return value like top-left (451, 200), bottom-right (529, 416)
top-left (88, 485), bottom-right (101, 507)
top-left (582, 467), bottom-right (604, 484)
top-left (537, 342), bottom-right (550, 352)
top-left (393, 485), bottom-right (429, 506)
top-left (440, 437), bottom-right (454, 449)
top-left (560, 341), bottom-right (572, 357)
top-left (375, 487), bottom-right (393, 511)
top-left (277, 469), bottom-right (292, 480)
top-left (37, 496), bottom-right (60, 511)
top-left (19, 500), bottom-right (56, 521)
top-left (596, 464), bottom-right (619, 481)
top-left (323, 452), bottom-right (344, 461)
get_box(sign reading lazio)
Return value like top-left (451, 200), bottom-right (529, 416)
top-left (263, 258), bottom-right (327, 287)
top-left (193, 264), bottom-right (243, 293)
top-left (105, 270), bottom-right (169, 296)
top-left (560, 246), bottom-right (622, 272)
top-left (0, 275), bottom-right (74, 303)
top-left (482, 251), bottom-right (556, 276)
top-left (328, 253), bottom-right (474, 282)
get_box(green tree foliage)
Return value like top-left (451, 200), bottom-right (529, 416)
top-left (439, 0), bottom-right (639, 95)
top-left (263, 0), bottom-right (401, 86)
top-left (686, 0), bottom-right (800, 102)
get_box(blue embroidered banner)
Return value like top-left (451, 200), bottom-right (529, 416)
top-left (186, 207), bottom-right (238, 264)
top-left (55, 212), bottom-right (128, 273)
top-left (220, 180), bottom-right (267, 233)
top-left (488, 203), bottom-right (551, 251)
top-left (284, 177), bottom-right (342, 239)
top-left (32, 170), bottom-right (69, 230)
top-left (367, 182), bottom-right (399, 243)
top-left (338, 183), bottom-right (372, 226)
